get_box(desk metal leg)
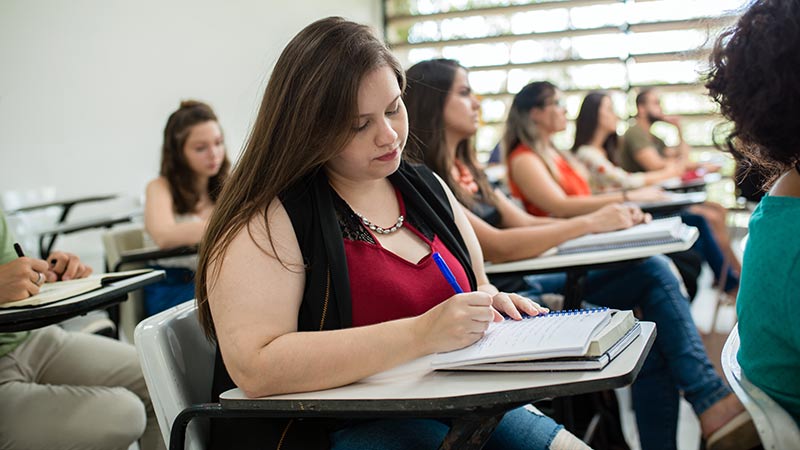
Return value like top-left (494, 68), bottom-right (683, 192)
top-left (439, 410), bottom-right (505, 450)
top-left (563, 270), bottom-right (588, 310)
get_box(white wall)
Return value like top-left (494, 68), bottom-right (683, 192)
top-left (0, 0), bottom-right (382, 200)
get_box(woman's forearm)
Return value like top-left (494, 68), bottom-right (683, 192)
top-left (228, 317), bottom-right (425, 398)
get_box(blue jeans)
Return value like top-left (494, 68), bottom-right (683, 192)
top-left (329, 406), bottom-right (562, 450)
top-left (142, 266), bottom-right (195, 316)
top-left (677, 212), bottom-right (738, 293)
top-left (522, 255), bottom-right (730, 450)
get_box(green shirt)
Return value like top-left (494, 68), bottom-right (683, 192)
top-left (0, 210), bottom-right (30, 357)
top-left (737, 195), bottom-right (800, 423)
top-left (619, 123), bottom-right (667, 173)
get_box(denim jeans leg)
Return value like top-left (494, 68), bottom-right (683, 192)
top-left (330, 408), bottom-right (561, 450)
top-left (330, 419), bottom-right (448, 450)
top-left (532, 256), bottom-right (730, 448)
top-left (632, 346), bottom-right (681, 450)
top-left (485, 406), bottom-right (563, 450)
top-left (679, 212), bottom-right (739, 291)
top-left (597, 256), bottom-right (730, 417)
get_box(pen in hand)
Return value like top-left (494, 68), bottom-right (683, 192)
top-left (432, 252), bottom-right (463, 294)
top-left (13, 242), bottom-right (25, 258)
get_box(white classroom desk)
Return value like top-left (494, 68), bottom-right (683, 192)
top-left (484, 227), bottom-right (698, 310)
top-left (217, 322), bottom-right (656, 450)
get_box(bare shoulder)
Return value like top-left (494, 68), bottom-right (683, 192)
top-left (770, 169), bottom-right (800, 198)
top-left (225, 198), bottom-right (304, 268)
top-left (145, 176), bottom-right (170, 195)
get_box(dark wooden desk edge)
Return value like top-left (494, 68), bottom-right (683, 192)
top-left (219, 328), bottom-right (656, 418)
top-left (0, 271), bottom-right (165, 332)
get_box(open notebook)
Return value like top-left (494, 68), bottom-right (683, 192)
top-left (554, 217), bottom-right (690, 255)
top-left (449, 313), bottom-right (640, 372)
top-left (0, 269), bottom-right (152, 309)
top-left (431, 307), bottom-right (612, 370)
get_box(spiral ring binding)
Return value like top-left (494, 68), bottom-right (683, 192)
top-left (521, 306), bottom-right (607, 319)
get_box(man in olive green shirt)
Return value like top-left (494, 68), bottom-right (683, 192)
top-left (0, 209), bottom-right (164, 450)
top-left (619, 88), bottom-right (692, 173)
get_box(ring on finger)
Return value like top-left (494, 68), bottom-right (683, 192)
top-left (34, 271), bottom-right (45, 286)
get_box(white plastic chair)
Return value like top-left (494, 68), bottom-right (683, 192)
top-left (721, 323), bottom-right (800, 449)
top-left (135, 301), bottom-right (217, 450)
top-left (103, 225), bottom-right (148, 341)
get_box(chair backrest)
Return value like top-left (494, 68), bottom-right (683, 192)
top-left (721, 323), bottom-right (800, 449)
top-left (102, 225), bottom-right (147, 341)
top-left (135, 301), bottom-right (217, 450)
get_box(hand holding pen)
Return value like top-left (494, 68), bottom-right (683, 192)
top-left (432, 252), bottom-right (548, 321)
top-left (0, 243), bottom-right (50, 303)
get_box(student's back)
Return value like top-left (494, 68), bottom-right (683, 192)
top-left (706, 0), bottom-right (800, 423)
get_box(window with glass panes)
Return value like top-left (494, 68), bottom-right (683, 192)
top-left (386, 0), bottom-right (749, 206)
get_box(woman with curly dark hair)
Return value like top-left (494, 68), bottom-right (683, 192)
top-left (707, 0), bottom-right (800, 425)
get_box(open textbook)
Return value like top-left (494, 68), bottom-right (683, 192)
top-left (431, 307), bottom-right (612, 370)
top-left (555, 217), bottom-right (692, 255)
top-left (0, 269), bottom-right (152, 309)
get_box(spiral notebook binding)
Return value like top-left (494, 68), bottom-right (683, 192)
top-left (520, 306), bottom-right (607, 319)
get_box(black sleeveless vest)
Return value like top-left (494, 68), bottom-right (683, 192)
top-left (208, 161), bottom-right (476, 450)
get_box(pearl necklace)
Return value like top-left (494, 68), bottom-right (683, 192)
top-left (354, 211), bottom-right (405, 235)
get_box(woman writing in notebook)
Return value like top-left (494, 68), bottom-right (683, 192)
top-left (706, 0), bottom-right (800, 424)
top-left (403, 58), bottom-right (754, 450)
top-left (143, 100), bottom-right (230, 315)
top-left (195, 17), bottom-right (587, 450)
top-left (571, 92), bottom-right (741, 294)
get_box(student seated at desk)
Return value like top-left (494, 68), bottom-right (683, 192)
top-left (196, 17), bottom-right (590, 450)
top-left (143, 100), bottom-right (230, 316)
top-left (0, 209), bottom-right (163, 450)
top-left (618, 88), bottom-right (739, 276)
top-left (706, 0), bottom-right (800, 425)
top-left (403, 58), bottom-right (756, 450)
top-left (571, 91), bottom-right (741, 294)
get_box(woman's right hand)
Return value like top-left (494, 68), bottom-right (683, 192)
top-left (0, 257), bottom-right (50, 304)
top-left (414, 291), bottom-right (502, 354)
top-left (626, 186), bottom-right (669, 203)
top-left (585, 203), bottom-right (638, 233)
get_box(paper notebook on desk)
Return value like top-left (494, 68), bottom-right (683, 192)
top-left (637, 191), bottom-right (707, 211)
top-left (555, 217), bottom-right (690, 255)
top-left (431, 307), bottom-right (612, 370)
top-left (0, 269), bottom-right (152, 309)
top-left (449, 312), bottom-right (639, 372)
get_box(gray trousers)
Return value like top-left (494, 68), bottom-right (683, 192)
top-left (0, 326), bottom-right (165, 450)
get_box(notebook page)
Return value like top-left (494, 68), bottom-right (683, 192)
top-left (431, 308), bottom-right (611, 369)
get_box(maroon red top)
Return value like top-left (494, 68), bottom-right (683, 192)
top-left (345, 190), bottom-right (472, 327)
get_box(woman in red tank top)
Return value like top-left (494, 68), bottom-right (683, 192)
top-left (503, 82), bottom-right (664, 218)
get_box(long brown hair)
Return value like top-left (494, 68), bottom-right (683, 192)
top-left (502, 81), bottom-right (562, 179)
top-left (404, 59), bottom-right (494, 208)
top-left (571, 91), bottom-right (618, 161)
top-left (160, 100), bottom-right (230, 214)
top-left (196, 17), bottom-right (405, 339)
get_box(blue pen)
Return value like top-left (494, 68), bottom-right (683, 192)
top-left (432, 252), bottom-right (463, 294)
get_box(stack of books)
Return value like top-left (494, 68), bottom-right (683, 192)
top-left (432, 309), bottom-right (640, 372)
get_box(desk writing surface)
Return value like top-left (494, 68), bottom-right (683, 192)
top-left (37, 210), bottom-right (142, 236)
top-left (220, 322), bottom-right (655, 413)
top-left (7, 194), bottom-right (118, 214)
top-left (0, 270), bottom-right (164, 332)
top-left (484, 228), bottom-right (698, 275)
